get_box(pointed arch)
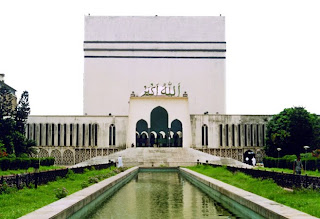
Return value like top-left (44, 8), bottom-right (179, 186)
top-left (62, 149), bottom-right (74, 165)
top-left (150, 106), bottom-right (168, 133)
top-left (202, 124), bottom-right (208, 146)
top-left (136, 119), bottom-right (148, 147)
top-left (150, 106), bottom-right (169, 147)
top-left (109, 124), bottom-right (116, 146)
top-left (136, 119), bottom-right (148, 133)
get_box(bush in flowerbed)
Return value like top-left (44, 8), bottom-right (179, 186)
top-left (0, 158), bottom-right (10, 170)
top-left (81, 181), bottom-right (89, 189)
top-left (66, 169), bottom-right (76, 180)
top-left (0, 157), bottom-right (55, 170)
top-left (88, 176), bottom-right (99, 184)
top-left (302, 156), bottom-right (318, 171)
top-left (263, 155), bottom-right (320, 170)
top-left (55, 187), bottom-right (69, 199)
top-left (40, 157), bottom-right (55, 166)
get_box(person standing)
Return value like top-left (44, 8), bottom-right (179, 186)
top-left (117, 156), bottom-right (123, 168)
top-left (252, 157), bottom-right (256, 166)
top-left (293, 155), bottom-right (303, 175)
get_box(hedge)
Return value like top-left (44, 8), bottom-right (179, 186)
top-left (0, 157), bottom-right (55, 171)
top-left (263, 156), bottom-right (320, 171)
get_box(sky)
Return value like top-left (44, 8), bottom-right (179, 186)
top-left (1, 0), bottom-right (320, 115)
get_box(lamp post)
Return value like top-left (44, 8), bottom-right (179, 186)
top-left (303, 145), bottom-right (310, 173)
top-left (277, 148), bottom-right (281, 168)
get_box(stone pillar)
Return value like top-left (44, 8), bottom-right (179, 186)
top-left (35, 124), bottom-right (40, 146)
top-left (54, 124), bottom-right (58, 147)
top-left (234, 124), bottom-right (239, 147)
top-left (85, 124), bottom-right (89, 147)
top-left (72, 124), bottom-right (77, 147)
top-left (47, 124), bottom-right (52, 146)
top-left (66, 124), bottom-right (70, 146)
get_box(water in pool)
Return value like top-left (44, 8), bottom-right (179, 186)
top-left (89, 171), bottom-right (242, 219)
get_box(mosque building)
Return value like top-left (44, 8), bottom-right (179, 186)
top-left (27, 16), bottom-right (270, 165)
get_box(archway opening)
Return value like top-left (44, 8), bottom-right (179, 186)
top-left (136, 119), bottom-right (148, 147)
top-left (243, 150), bottom-right (255, 165)
top-left (151, 106), bottom-right (169, 147)
top-left (171, 119), bottom-right (183, 147)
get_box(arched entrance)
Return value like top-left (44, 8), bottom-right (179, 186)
top-left (243, 150), bottom-right (255, 165)
top-left (171, 119), bottom-right (183, 147)
top-left (151, 106), bottom-right (169, 147)
top-left (136, 119), bottom-right (148, 147)
top-left (135, 106), bottom-right (183, 148)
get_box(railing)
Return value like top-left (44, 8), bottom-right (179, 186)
top-left (0, 161), bottom-right (116, 189)
top-left (201, 163), bottom-right (320, 189)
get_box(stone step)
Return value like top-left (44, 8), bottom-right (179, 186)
top-left (73, 148), bottom-right (252, 168)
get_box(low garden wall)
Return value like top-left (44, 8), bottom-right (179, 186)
top-left (204, 163), bottom-right (320, 189)
top-left (1, 162), bottom-right (116, 189)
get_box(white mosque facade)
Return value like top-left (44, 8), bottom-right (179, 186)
top-left (27, 16), bottom-right (270, 165)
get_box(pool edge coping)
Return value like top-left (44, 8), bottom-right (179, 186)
top-left (18, 166), bottom-right (318, 219)
top-left (180, 167), bottom-right (318, 219)
top-left (19, 167), bottom-right (139, 219)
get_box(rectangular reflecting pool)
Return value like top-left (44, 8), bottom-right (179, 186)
top-left (88, 169), bottom-right (245, 219)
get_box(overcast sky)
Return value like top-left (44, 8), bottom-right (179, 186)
top-left (1, 0), bottom-right (320, 115)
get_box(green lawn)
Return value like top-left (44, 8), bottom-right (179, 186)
top-left (0, 166), bottom-right (122, 219)
top-left (0, 165), bottom-right (65, 176)
top-left (254, 166), bottom-right (320, 177)
top-left (187, 165), bottom-right (320, 218)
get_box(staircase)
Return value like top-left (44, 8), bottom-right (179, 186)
top-left (73, 148), bottom-right (251, 168)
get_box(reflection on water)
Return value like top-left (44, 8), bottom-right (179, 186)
top-left (89, 171), bottom-right (241, 219)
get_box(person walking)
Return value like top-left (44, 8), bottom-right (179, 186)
top-left (293, 155), bottom-right (303, 175)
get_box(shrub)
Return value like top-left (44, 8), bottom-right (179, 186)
top-left (118, 167), bottom-right (127, 172)
top-left (40, 157), bottom-right (55, 166)
top-left (0, 157), bottom-right (55, 170)
top-left (88, 176), bottom-right (99, 184)
top-left (0, 150), bottom-right (8, 158)
top-left (113, 168), bottom-right (121, 174)
top-left (0, 182), bottom-right (11, 194)
top-left (81, 181), bottom-right (89, 189)
top-left (263, 155), bottom-right (320, 170)
top-left (0, 158), bottom-right (11, 170)
top-left (56, 176), bottom-right (62, 181)
top-left (28, 183), bottom-right (35, 189)
top-left (19, 153), bottom-right (29, 158)
top-left (66, 169), bottom-right (75, 180)
top-left (55, 187), bottom-right (68, 199)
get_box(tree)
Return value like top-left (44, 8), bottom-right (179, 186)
top-left (0, 118), bottom-right (15, 154)
top-left (0, 86), bottom-right (14, 119)
top-left (0, 90), bottom-right (34, 156)
top-left (15, 91), bottom-right (30, 134)
top-left (265, 107), bottom-right (320, 157)
top-left (13, 91), bottom-right (34, 156)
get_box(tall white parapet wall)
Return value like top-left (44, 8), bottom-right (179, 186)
top-left (84, 16), bottom-right (226, 115)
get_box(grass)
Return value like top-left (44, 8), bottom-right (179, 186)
top-left (187, 165), bottom-right (320, 218)
top-left (0, 166), bottom-right (123, 219)
top-left (254, 166), bottom-right (320, 177)
top-left (0, 165), bottom-right (65, 176)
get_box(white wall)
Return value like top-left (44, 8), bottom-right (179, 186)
top-left (84, 16), bottom-right (225, 41)
top-left (83, 16), bottom-right (226, 116)
top-left (27, 115), bottom-right (128, 148)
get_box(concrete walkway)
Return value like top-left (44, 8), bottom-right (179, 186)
top-left (73, 148), bottom-right (251, 168)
